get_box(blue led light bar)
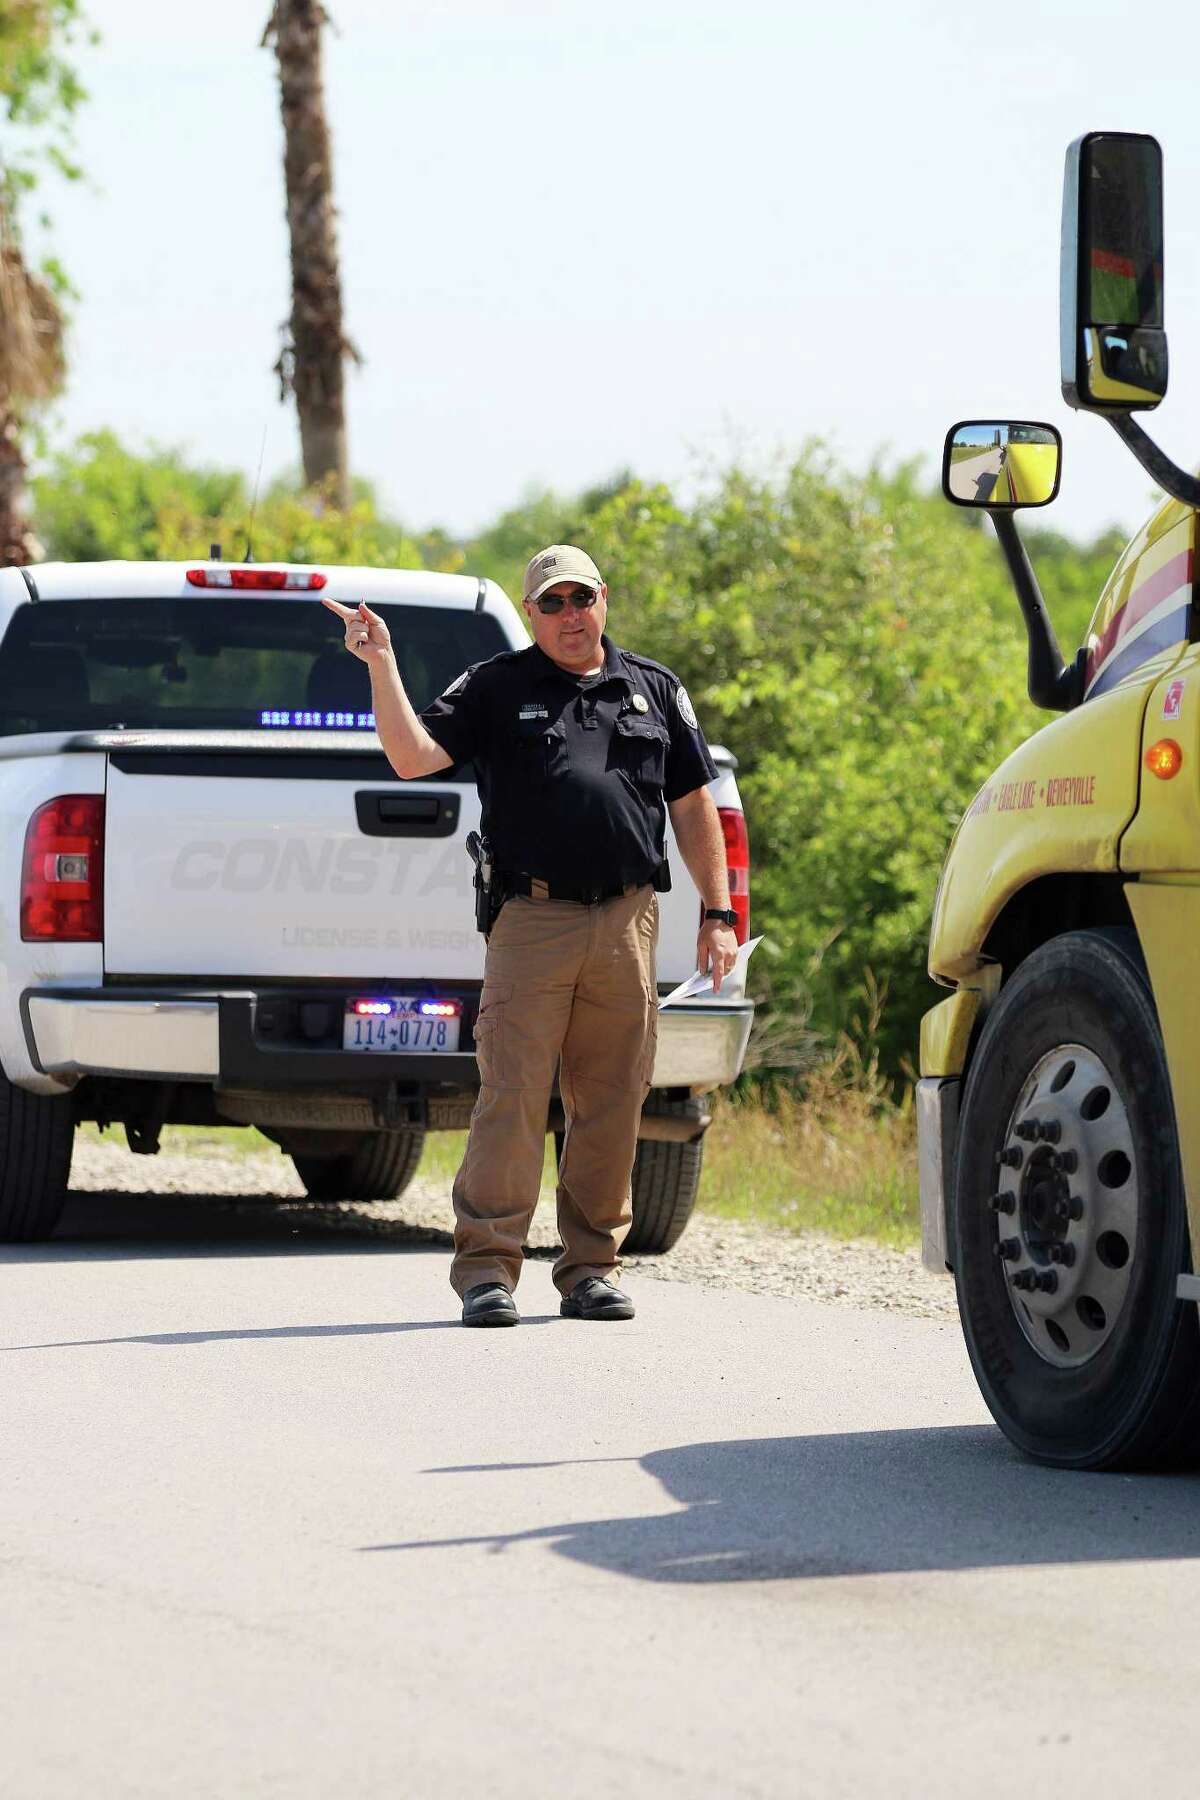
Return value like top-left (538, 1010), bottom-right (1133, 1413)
top-left (259, 710), bottom-right (377, 728)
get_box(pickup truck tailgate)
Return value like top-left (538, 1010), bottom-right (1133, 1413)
top-left (103, 746), bottom-right (483, 980)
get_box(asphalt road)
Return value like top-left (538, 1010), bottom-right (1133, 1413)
top-left (5, 1188), bottom-right (1200, 1798)
top-left (947, 446), bottom-right (1003, 504)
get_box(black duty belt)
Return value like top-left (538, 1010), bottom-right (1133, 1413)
top-left (503, 871), bottom-right (645, 907)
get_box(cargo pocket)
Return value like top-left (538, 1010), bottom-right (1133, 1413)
top-left (472, 980), bottom-right (513, 1083)
top-left (613, 716), bottom-right (669, 793)
top-left (640, 995), bottom-right (659, 1088)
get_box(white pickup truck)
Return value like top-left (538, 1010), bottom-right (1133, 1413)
top-left (0, 559), bottom-right (754, 1249)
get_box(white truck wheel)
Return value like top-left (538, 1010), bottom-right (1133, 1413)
top-left (291, 1127), bottom-right (426, 1202)
top-left (0, 1070), bottom-right (74, 1242)
top-left (552, 1094), bottom-right (706, 1255)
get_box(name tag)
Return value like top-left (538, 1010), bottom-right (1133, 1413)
top-left (518, 703), bottom-right (549, 722)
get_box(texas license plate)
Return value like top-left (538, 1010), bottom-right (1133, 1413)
top-left (343, 997), bottom-right (462, 1053)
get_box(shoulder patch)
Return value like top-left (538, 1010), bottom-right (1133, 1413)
top-left (675, 685), bottom-right (698, 729)
top-left (442, 667), bottom-right (472, 698)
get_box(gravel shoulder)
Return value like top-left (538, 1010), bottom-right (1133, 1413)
top-left (67, 1133), bottom-right (958, 1320)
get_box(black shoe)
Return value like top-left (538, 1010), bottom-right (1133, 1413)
top-left (560, 1277), bottom-right (635, 1321)
top-left (462, 1283), bottom-right (519, 1327)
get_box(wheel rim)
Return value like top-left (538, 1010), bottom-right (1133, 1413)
top-left (992, 1042), bottom-right (1138, 1369)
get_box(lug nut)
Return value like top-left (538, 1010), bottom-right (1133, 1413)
top-left (1011, 1268), bottom-right (1036, 1291)
top-left (1059, 1149), bottom-right (1079, 1174)
top-left (990, 1191), bottom-right (1016, 1215)
top-left (1040, 1119), bottom-right (1062, 1144)
top-left (997, 1146), bottom-right (1024, 1169)
top-left (1036, 1269), bottom-right (1059, 1294)
top-left (1015, 1119), bottom-right (1040, 1142)
top-left (1069, 1195), bottom-right (1085, 1221)
top-left (995, 1237), bottom-right (1021, 1262)
top-left (1048, 1243), bottom-right (1076, 1267)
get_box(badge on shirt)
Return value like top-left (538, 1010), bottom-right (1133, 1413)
top-left (518, 702), bottom-right (549, 722)
top-left (631, 693), bottom-right (649, 714)
top-left (676, 686), bottom-right (698, 728)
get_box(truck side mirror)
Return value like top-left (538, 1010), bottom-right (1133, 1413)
top-left (1061, 131), bottom-right (1167, 411)
top-left (942, 421), bottom-right (1062, 510)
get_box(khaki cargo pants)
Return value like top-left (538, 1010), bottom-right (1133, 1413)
top-left (451, 885), bottom-right (658, 1298)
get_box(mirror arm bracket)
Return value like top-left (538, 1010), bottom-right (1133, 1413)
top-left (989, 510), bottom-right (1080, 712)
top-left (1106, 414), bottom-right (1200, 508)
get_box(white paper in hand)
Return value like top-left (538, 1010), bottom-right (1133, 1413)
top-left (658, 935), bottom-right (763, 1009)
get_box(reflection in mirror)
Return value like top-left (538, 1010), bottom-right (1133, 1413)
top-left (1084, 135), bottom-right (1163, 330)
top-left (1073, 133), bottom-right (1167, 407)
top-left (943, 422), bottom-right (1062, 509)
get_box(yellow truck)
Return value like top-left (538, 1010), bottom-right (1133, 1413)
top-left (922, 131), bottom-right (1200, 1470)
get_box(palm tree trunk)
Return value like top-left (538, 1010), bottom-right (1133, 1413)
top-left (263, 0), bottom-right (352, 507)
top-left (0, 406), bottom-right (34, 567)
top-left (0, 191), bottom-right (62, 568)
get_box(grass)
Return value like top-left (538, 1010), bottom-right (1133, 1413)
top-left (77, 1120), bottom-right (278, 1158)
top-left (700, 1083), bottom-right (918, 1246)
top-left (77, 1077), bottom-right (918, 1246)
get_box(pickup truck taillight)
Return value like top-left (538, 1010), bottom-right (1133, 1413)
top-left (717, 806), bottom-right (750, 944)
top-left (21, 796), bottom-right (105, 941)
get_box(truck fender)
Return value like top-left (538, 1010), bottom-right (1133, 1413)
top-left (1125, 881), bottom-right (1200, 1274)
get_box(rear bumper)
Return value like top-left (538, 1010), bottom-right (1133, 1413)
top-left (22, 988), bottom-right (754, 1092)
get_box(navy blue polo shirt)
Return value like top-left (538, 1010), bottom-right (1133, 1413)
top-left (420, 634), bottom-right (718, 891)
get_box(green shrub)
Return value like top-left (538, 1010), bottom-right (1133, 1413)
top-left (33, 430), bottom-right (428, 569)
top-left (33, 431), bottom-right (1126, 1077)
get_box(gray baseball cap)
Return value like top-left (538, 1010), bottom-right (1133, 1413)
top-left (523, 543), bottom-right (604, 605)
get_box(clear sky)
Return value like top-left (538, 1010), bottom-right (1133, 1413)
top-left (22, 0), bottom-right (1200, 545)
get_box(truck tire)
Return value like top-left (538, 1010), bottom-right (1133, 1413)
top-left (291, 1127), bottom-right (425, 1202)
top-left (0, 1072), bottom-right (74, 1242)
top-left (626, 1094), bottom-right (707, 1254)
top-left (954, 928), bottom-right (1200, 1470)
top-left (552, 1095), bottom-right (707, 1254)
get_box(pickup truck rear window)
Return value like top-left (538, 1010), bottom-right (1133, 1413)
top-left (0, 599), bottom-right (510, 735)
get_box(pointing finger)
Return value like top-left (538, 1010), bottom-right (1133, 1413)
top-left (321, 598), bottom-right (356, 620)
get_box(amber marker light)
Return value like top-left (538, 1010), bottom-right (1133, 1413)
top-left (1145, 739), bottom-right (1184, 780)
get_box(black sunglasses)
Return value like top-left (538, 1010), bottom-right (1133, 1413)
top-left (534, 587), bottom-right (598, 615)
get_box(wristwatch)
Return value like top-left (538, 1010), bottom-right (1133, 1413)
top-left (704, 908), bottom-right (738, 927)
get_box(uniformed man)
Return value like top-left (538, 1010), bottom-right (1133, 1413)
top-left (323, 545), bottom-right (738, 1326)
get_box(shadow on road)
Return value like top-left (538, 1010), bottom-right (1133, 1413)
top-left (2, 1188), bottom-right (558, 1266)
top-left (3, 1190), bottom-right (562, 1344)
top-left (361, 1427), bottom-right (1200, 1582)
top-left (4, 1318), bottom-right (568, 1349)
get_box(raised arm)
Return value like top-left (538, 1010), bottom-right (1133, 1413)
top-left (322, 598), bottom-right (452, 780)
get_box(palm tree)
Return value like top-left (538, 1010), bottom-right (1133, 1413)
top-left (262, 0), bottom-right (355, 507)
top-left (0, 196), bottom-right (64, 565)
top-left (0, 0), bottom-right (76, 565)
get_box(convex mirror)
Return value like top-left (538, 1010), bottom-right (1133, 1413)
top-left (942, 421), bottom-right (1062, 509)
top-left (1061, 131), bottom-right (1166, 410)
